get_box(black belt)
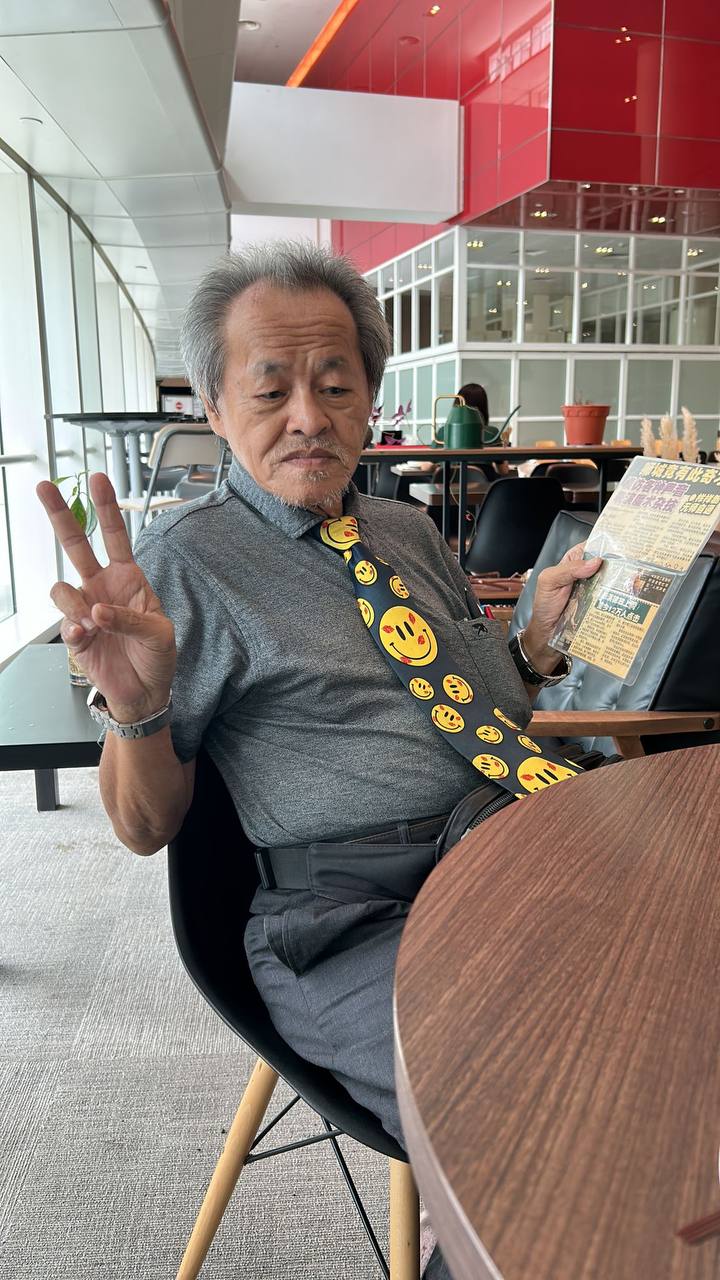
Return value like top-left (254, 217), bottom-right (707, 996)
top-left (255, 811), bottom-right (450, 902)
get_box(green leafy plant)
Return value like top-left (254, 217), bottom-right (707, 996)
top-left (52, 470), bottom-right (97, 536)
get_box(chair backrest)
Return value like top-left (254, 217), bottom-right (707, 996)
top-left (511, 510), bottom-right (720, 756)
top-left (545, 463), bottom-right (599, 487)
top-left (464, 477), bottom-right (565, 576)
top-left (148, 424), bottom-right (220, 470)
top-left (372, 460), bottom-right (399, 500)
top-left (167, 750), bottom-right (405, 1161)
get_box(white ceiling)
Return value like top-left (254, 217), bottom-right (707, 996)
top-left (234, 0), bottom-right (338, 86)
top-left (0, 0), bottom-right (237, 376)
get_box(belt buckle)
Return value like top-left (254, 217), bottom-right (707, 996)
top-left (254, 848), bottom-right (276, 891)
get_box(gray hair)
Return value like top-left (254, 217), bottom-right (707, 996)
top-left (180, 240), bottom-right (391, 410)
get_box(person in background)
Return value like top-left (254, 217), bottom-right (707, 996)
top-left (455, 382), bottom-right (510, 479)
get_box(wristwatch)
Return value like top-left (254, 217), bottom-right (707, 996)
top-left (508, 629), bottom-right (573, 687)
top-left (86, 687), bottom-right (173, 739)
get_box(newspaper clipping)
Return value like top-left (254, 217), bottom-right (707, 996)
top-left (550, 458), bottom-right (720, 682)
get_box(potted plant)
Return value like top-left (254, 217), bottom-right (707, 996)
top-left (52, 471), bottom-right (98, 685)
top-left (561, 398), bottom-right (610, 446)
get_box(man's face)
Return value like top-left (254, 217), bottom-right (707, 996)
top-left (203, 283), bottom-right (373, 509)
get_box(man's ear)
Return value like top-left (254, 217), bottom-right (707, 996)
top-left (201, 393), bottom-right (227, 440)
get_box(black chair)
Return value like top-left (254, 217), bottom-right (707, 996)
top-left (463, 476), bottom-right (565, 576)
top-left (372, 461), bottom-right (400, 500)
top-left (512, 510), bottom-right (720, 759)
top-left (167, 751), bottom-right (419, 1280)
top-left (544, 463), bottom-right (599, 488)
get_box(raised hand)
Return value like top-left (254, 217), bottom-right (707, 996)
top-left (37, 473), bottom-right (176, 722)
top-left (522, 540), bottom-right (602, 671)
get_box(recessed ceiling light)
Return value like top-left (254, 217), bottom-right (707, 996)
top-left (135, 265), bottom-right (148, 270)
top-left (674, 188), bottom-right (686, 195)
top-left (427, 4), bottom-right (441, 14)
top-left (581, 183), bottom-right (591, 189)
top-left (19, 116), bottom-right (43, 124)
top-left (238, 19), bottom-right (261, 31)
top-left (649, 215), bottom-right (666, 224)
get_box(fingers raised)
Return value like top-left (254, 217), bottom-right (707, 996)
top-left (37, 480), bottom-right (102, 580)
top-left (89, 472), bottom-right (134, 564)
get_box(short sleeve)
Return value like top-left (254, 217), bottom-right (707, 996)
top-left (134, 525), bottom-right (249, 763)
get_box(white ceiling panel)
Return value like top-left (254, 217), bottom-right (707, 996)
top-left (101, 242), bottom-right (158, 281)
top-left (0, 58), bottom-right (97, 178)
top-left (234, 0), bottom-right (338, 86)
top-left (147, 244), bottom-right (226, 282)
top-left (43, 176), bottom-right (128, 216)
top-left (156, 282), bottom-right (199, 309)
top-left (108, 174), bottom-right (227, 217)
top-left (0, 1), bottom-right (163, 35)
top-left (87, 210), bottom-right (228, 246)
top-left (0, 27), bottom-right (220, 177)
top-left (82, 216), bottom-right (144, 246)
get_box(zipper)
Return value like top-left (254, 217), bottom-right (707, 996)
top-left (463, 791), bottom-right (515, 834)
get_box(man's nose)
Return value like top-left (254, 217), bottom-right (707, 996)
top-left (285, 387), bottom-right (332, 435)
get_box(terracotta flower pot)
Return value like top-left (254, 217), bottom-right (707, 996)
top-left (562, 404), bottom-right (610, 446)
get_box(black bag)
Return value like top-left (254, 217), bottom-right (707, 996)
top-left (434, 743), bottom-right (615, 860)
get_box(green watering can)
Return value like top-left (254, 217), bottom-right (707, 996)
top-left (431, 394), bottom-right (504, 448)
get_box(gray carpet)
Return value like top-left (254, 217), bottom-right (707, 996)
top-left (0, 767), bottom-right (387, 1278)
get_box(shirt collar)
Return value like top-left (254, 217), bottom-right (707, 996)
top-left (227, 455), bottom-right (361, 539)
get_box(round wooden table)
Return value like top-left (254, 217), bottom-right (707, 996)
top-left (395, 745), bottom-right (720, 1279)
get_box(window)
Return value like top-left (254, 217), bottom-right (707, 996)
top-left (632, 275), bottom-right (680, 344)
top-left (685, 276), bottom-right (719, 345)
top-left (415, 277), bottom-right (432, 349)
top-left (435, 272), bottom-right (454, 345)
top-left (572, 359), bottom-right (620, 413)
top-left (467, 268), bottom-right (517, 341)
top-left (71, 222), bottom-right (102, 412)
top-left (435, 234), bottom-right (454, 271)
top-left (626, 360), bottom-right (673, 415)
top-left (524, 270), bottom-right (574, 343)
top-left (460, 358), bottom-right (512, 419)
top-left (95, 253), bottom-right (125, 411)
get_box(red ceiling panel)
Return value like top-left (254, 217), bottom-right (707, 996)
top-left (663, 0), bottom-right (720, 42)
top-left (658, 137), bottom-right (720, 190)
top-left (502, 0), bottom-right (551, 41)
top-left (346, 44), bottom-right (372, 92)
top-left (497, 130), bottom-right (547, 204)
top-left (660, 38), bottom-right (720, 141)
top-left (553, 26), bottom-right (661, 136)
top-left (459, 0), bottom-right (503, 100)
top-left (499, 43), bottom-right (549, 155)
top-left (553, 0), bottom-right (663, 33)
top-left (396, 57), bottom-right (424, 96)
top-left (424, 18), bottom-right (460, 99)
top-left (551, 128), bottom-right (658, 185)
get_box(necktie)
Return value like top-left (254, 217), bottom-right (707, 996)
top-left (316, 515), bottom-right (580, 797)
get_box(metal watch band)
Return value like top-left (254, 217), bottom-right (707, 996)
top-left (509, 630), bottom-right (572, 687)
top-left (86, 687), bottom-right (173, 739)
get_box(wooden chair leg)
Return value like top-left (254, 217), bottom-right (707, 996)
top-left (176, 1057), bottom-right (279, 1280)
top-left (389, 1157), bottom-right (420, 1280)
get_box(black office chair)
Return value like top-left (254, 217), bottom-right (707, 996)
top-left (463, 476), bottom-right (565, 576)
top-left (167, 751), bottom-right (419, 1280)
top-left (512, 510), bottom-right (720, 759)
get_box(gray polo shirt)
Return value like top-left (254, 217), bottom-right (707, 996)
top-left (134, 458), bottom-right (530, 847)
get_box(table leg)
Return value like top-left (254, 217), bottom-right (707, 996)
top-left (126, 430), bottom-right (145, 542)
top-left (109, 433), bottom-right (130, 500)
top-left (35, 768), bottom-right (59, 811)
top-left (441, 461), bottom-right (451, 543)
top-left (598, 461), bottom-right (608, 511)
top-left (457, 460), bottom-right (468, 569)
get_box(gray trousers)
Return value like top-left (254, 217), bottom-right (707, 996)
top-left (245, 888), bottom-right (453, 1280)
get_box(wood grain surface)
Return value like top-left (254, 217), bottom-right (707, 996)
top-left (395, 745), bottom-right (720, 1280)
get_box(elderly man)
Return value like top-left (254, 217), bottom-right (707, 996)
top-left (38, 243), bottom-right (598, 1279)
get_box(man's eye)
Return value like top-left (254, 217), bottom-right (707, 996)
top-left (323, 386), bottom-right (348, 396)
top-left (258, 390), bottom-right (285, 401)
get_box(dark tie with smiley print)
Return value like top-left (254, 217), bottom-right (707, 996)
top-left (316, 515), bottom-right (581, 797)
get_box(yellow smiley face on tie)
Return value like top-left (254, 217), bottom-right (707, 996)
top-left (357, 599), bottom-right (374, 628)
top-left (431, 704), bottom-right (465, 733)
top-left (378, 607), bottom-right (438, 666)
top-left (389, 574), bottom-right (410, 599)
top-left (517, 734), bottom-right (541, 753)
top-left (354, 559), bottom-right (377, 586)
top-left (442, 674), bottom-right (474, 704)
top-left (472, 753), bottom-right (509, 779)
top-left (409, 677), bottom-right (434, 700)
top-left (493, 707), bottom-right (520, 730)
top-left (320, 517), bottom-right (359, 549)
top-left (516, 757), bottom-right (578, 792)
top-left (475, 725), bottom-right (503, 744)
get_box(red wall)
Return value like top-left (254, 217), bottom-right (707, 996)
top-left (551, 0), bottom-right (720, 188)
top-left (307, 0), bottom-right (720, 271)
